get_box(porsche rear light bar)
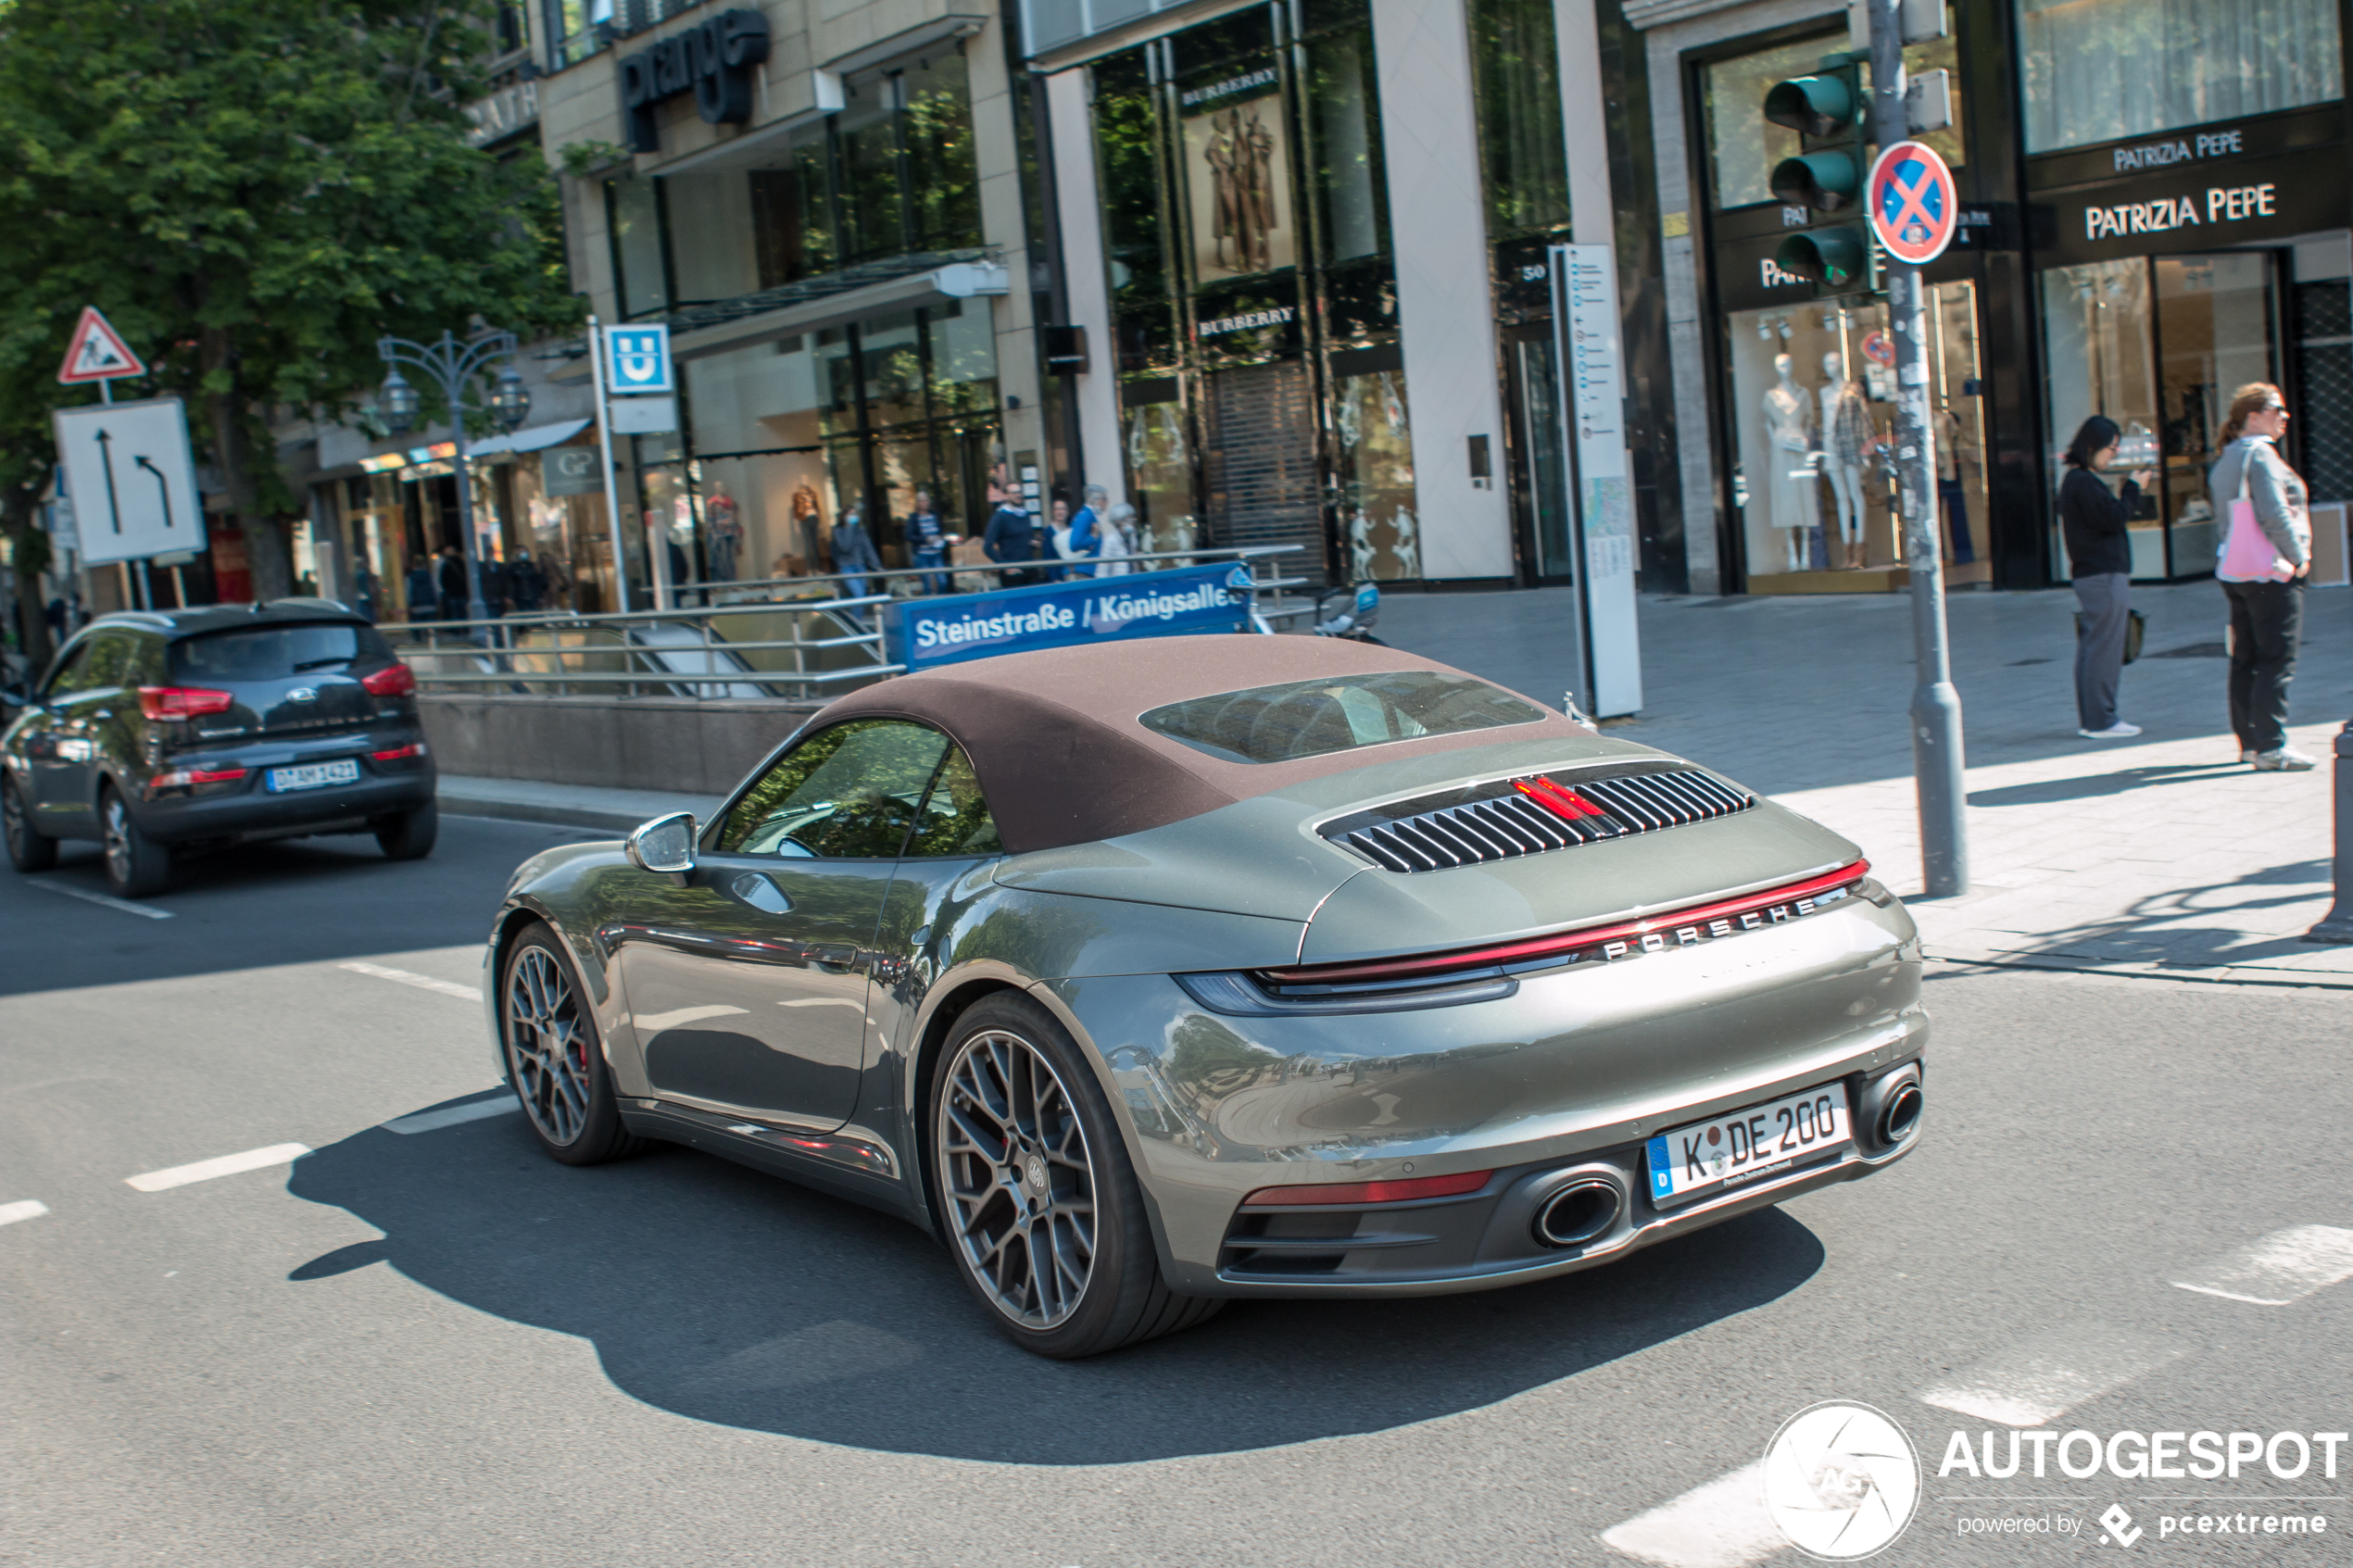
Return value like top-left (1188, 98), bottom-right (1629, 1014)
top-left (1239, 1170), bottom-right (1493, 1208)
top-left (1256, 859), bottom-right (1872, 989)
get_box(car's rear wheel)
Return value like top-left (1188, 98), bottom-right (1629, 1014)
top-left (100, 786), bottom-right (170, 897)
top-left (501, 922), bottom-right (646, 1166)
top-left (3, 776), bottom-right (57, 872)
top-left (928, 993), bottom-right (1221, 1358)
top-left (374, 800), bottom-right (437, 861)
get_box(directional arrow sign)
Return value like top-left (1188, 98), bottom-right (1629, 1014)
top-left (57, 306), bottom-right (148, 385)
top-left (52, 397), bottom-right (204, 566)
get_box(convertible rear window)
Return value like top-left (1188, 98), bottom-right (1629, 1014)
top-left (1139, 671), bottom-right (1544, 764)
top-left (170, 622), bottom-right (391, 683)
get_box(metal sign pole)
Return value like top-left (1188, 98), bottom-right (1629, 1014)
top-left (1871, 0), bottom-right (1967, 897)
top-left (588, 316), bottom-right (632, 615)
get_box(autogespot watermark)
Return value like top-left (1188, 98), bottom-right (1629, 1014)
top-left (1762, 1401), bottom-right (1922, 1560)
top-left (1935, 1424), bottom-right (2347, 1549)
top-left (1761, 1406), bottom-right (2347, 1555)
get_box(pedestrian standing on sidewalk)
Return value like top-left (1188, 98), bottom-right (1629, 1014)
top-left (2059, 415), bottom-right (2155, 739)
top-left (2210, 382), bottom-right (2315, 770)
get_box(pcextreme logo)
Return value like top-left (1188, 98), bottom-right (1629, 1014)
top-left (1762, 1402), bottom-right (1922, 1560)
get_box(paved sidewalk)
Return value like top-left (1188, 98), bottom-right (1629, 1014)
top-left (1380, 580), bottom-right (2353, 986)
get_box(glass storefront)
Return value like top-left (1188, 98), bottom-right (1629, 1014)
top-left (1723, 283), bottom-right (1989, 586)
top-left (2040, 253), bottom-right (2275, 579)
top-left (2018, 0), bottom-right (2341, 154)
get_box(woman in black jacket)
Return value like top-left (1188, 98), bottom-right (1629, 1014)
top-left (2058, 416), bottom-right (2155, 738)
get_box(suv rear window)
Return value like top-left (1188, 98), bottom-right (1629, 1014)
top-left (170, 622), bottom-right (393, 683)
top-left (1139, 671), bottom-right (1544, 764)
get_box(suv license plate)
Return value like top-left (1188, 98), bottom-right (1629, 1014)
top-left (1646, 1083), bottom-right (1849, 1208)
top-left (265, 760), bottom-right (360, 793)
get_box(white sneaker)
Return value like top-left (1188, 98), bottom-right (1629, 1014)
top-left (2078, 721), bottom-right (2142, 738)
top-left (2242, 747), bottom-right (2259, 763)
top-left (2253, 747), bottom-right (2318, 771)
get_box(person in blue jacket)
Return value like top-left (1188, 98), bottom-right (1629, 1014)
top-left (982, 495), bottom-right (1039, 586)
top-left (1064, 484), bottom-right (1107, 578)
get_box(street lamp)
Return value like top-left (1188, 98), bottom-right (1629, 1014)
top-left (375, 327), bottom-right (523, 628)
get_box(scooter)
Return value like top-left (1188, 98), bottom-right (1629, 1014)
top-left (1310, 581), bottom-right (1383, 643)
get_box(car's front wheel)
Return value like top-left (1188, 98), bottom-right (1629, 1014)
top-left (100, 786), bottom-right (170, 897)
top-left (928, 993), bottom-right (1221, 1358)
top-left (3, 775), bottom-right (57, 872)
top-left (501, 922), bottom-right (647, 1166)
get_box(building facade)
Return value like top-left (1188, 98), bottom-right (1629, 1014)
top-left (1629, 0), bottom-right (2353, 595)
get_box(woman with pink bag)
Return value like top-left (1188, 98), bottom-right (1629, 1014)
top-left (2211, 382), bottom-right (2315, 771)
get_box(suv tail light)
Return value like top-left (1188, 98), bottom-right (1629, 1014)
top-left (360, 663), bottom-right (416, 697)
top-left (138, 686), bottom-right (235, 721)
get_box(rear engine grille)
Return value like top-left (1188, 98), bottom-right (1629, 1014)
top-left (1323, 765), bottom-right (1755, 874)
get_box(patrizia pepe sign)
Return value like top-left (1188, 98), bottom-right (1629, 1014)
top-left (2032, 107), bottom-right (2346, 263)
top-left (2082, 181), bottom-right (2278, 242)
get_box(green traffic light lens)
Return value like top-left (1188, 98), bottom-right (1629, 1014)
top-left (1762, 75), bottom-right (1855, 139)
top-left (1768, 150), bottom-right (1859, 212)
top-left (1774, 229), bottom-right (1867, 289)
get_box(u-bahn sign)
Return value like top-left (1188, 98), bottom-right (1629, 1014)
top-left (1867, 141), bottom-right (1957, 265)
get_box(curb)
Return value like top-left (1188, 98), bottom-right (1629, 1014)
top-left (1927, 945), bottom-right (2353, 992)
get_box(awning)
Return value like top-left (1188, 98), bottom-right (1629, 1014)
top-left (466, 418), bottom-right (592, 457)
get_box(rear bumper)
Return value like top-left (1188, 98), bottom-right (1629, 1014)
top-left (1044, 888), bottom-right (1929, 1296)
top-left (132, 764), bottom-right (434, 842)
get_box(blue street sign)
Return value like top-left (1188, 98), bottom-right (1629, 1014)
top-left (606, 324), bottom-right (673, 394)
top-left (884, 563), bottom-right (1255, 671)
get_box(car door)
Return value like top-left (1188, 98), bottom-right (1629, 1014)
top-left (30, 632), bottom-right (130, 831)
top-left (612, 718), bottom-right (952, 1132)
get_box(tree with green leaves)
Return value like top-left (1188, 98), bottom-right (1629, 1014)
top-left (0, 0), bottom-right (581, 617)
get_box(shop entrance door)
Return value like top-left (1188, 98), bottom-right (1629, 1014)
top-left (1502, 322), bottom-right (1574, 582)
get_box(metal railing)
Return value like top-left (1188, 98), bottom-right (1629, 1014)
top-left (383, 546), bottom-right (1307, 703)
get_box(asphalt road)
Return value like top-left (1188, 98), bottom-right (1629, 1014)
top-left (4, 815), bottom-right (2349, 1566)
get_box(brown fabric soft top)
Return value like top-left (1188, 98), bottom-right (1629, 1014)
top-left (816, 635), bottom-right (1590, 853)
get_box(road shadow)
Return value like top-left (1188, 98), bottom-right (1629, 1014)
top-left (0, 814), bottom-right (604, 998)
top-left (287, 1100), bottom-right (1825, 1463)
top-left (1966, 761), bottom-right (2244, 808)
top-left (1965, 858), bottom-right (2334, 972)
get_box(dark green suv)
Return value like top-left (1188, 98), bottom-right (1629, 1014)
top-left (2, 602), bottom-right (436, 897)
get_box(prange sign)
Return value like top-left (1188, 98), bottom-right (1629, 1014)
top-left (620, 8), bottom-right (772, 153)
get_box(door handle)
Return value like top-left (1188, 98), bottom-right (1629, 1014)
top-left (729, 872), bottom-right (792, 915)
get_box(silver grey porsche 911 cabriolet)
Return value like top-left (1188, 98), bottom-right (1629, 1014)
top-left (483, 635), bottom-right (1925, 1358)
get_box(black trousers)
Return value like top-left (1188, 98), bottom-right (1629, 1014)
top-left (2222, 579), bottom-right (2304, 754)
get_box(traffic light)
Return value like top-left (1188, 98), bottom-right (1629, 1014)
top-left (1774, 228), bottom-right (1868, 289)
top-left (1762, 55), bottom-right (1870, 294)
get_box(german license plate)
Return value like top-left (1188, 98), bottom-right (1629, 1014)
top-left (265, 759), bottom-right (359, 793)
top-left (1646, 1082), bottom-right (1849, 1208)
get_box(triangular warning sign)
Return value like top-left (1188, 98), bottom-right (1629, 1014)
top-left (57, 307), bottom-right (147, 385)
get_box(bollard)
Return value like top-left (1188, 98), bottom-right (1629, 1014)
top-left (2307, 719), bottom-right (2353, 944)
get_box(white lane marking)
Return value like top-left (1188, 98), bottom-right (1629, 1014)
top-left (1918, 1323), bottom-right (2183, 1426)
top-left (125, 1143), bottom-right (309, 1193)
top-left (0, 1200), bottom-right (51, 1227)
top-left (384, 1098), bottom-right (519, 1135)
top-left (1601, 1462), bottom-right (1784, 1568)
top-left (23, 880), bottom-right (173, 920)
top-left (2172, 1224), bottom-right (2353, 1306)
top-left (340, 960), bottom-right (480, 1001)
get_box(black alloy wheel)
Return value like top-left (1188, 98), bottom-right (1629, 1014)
top-left (100, 787), bottom-right (170, 898)
top-left (927, 993), bottom-right (1221, 1358)
top-left (501, 922), bottom-right (646, 1165)
top-left (3, 775), bottom-right (57, 872)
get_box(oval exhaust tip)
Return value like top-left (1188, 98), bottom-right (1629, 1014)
top-left (1532, 1178), bottom-right (1621, 1249)
top-left (1879, 1082), bottom-right (1923, 1146)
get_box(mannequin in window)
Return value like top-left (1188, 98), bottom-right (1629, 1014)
top-left (704, 482), bottom-right (741, 582)
top-left (1762, 354), bottom-right (1815, 571)
top-left (1820, 351), bottom-right (1873, 569)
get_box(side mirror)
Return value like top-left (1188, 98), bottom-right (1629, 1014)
top-left (625, 810), bottom-right (698, 881)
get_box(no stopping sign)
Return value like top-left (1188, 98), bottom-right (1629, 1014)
top-left (1867, 141), bottom-right (1957, 265)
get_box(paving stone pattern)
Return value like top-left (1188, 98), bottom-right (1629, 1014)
top-left (1378, 581), bottom-right (2353, 986)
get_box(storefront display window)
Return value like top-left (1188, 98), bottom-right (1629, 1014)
top-left (1725, 282), bottom-right (1988, 589)
top-left (1330, 349), bottom-right (1418, 579)
top-left (2041, 253), bottom-right (2272, 577)
top-left (1122, 382), bottom-right (1198, 552)
top-left (2018, 0), bottom-right (2342, 155)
